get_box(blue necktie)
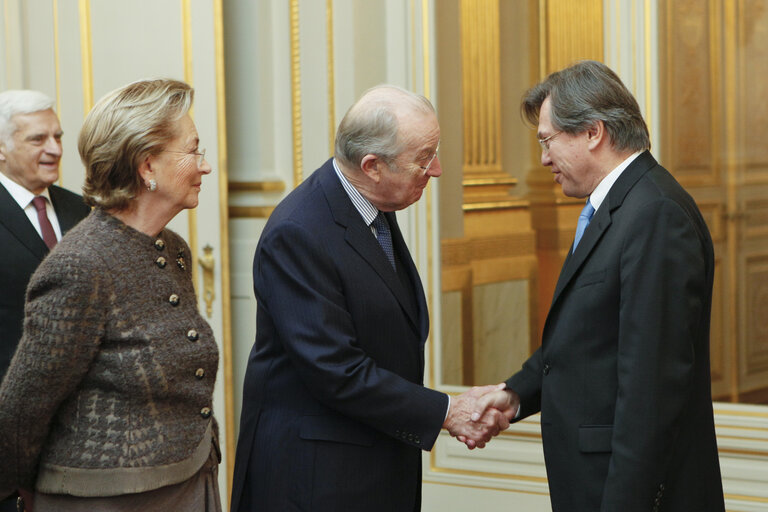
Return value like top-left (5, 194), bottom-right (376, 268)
top-left (372, 212), bottom-right (396, 270)
top-left (572, 200), bottom-right (595, 253)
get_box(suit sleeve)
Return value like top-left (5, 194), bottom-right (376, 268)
top-left (0, 253), bottom-right (105, 497)
top-left (601, 197), bottom-right (709, 509)
top-left (255, 219), bottom-right (448, 450)
top-left (505, 347), bottom-right (543, 421)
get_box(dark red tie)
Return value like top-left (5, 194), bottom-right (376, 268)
top-left (32, 196), bottom-right (57, 249)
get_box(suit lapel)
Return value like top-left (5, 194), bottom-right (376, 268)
top-left (0, 182), bottom-right (48, 260)
top-left (386, 210), bottom-right (429, 340)
top-left (50, 185), bottom-right (85, 232)
top-left (550, 151), bottom-right (656, 308)
top-left (318, 162), bottom-right (424, 335)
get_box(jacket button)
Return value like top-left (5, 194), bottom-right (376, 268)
top-left (543, 364), bottom-right (551, 375)
top-left (200, 407), bottom-right (211, 419)
top-left (169, 294), bottom-right (180, 306)
top-left (154, 239), bottom-right (165, 251)
top-left (195, 368), bottom-right (205, 379)
top-left (187, 329), bottom-right (199, 341)
top-left (155, 256), bottom-right (167, 268)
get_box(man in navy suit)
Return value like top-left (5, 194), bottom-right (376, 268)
top-left (475, 61), bottom-right (725, 511)
top-left (231, 85), bottom-right (513, 511)
top-left (0, 90), bottom-right (90, 511)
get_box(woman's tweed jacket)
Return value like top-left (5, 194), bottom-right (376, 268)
top-left (0, 208), bottom-right (219, 498)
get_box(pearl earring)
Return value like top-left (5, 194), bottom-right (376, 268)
top-left (148, 179), bottom-right (157, 192)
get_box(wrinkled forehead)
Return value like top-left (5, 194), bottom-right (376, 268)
top-left (11, 109), bottom-right (61, 135)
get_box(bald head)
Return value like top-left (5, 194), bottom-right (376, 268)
top-left (334, 85), bottom-right (435, 169)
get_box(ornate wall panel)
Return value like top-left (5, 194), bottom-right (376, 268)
top-left (660, 0), bottom-right (720, 186)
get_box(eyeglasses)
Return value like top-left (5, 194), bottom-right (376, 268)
top-left (419, 142), bottom-right (440, 173)
top-left (165, 148), bottom-right (206, 167)
top-left (537, 132), bottom-right (562, 152)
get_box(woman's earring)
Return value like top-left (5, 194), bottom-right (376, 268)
top-left (148, 179), bottom-right (157, 192)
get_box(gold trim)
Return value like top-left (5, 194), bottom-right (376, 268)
top-left (229, 181), bottom-right (286, 192)
top-left (422, 0), bottom-right (430, 95)
top-left (724, 493), bottom-right (768, 504)
top-left (78, 0), bottom-right (93, 113)
top-left (181, 0), bottom-right (199, 295)
top-left (463, 177), bottom-right (518, 187)
top-left (53, 0), bottom-right (63, 187)
top-left (229, 206), bottom-right (277, 219)
top-left (290, 0), bottom-right (303, 187)
top-left (714, 408), bottom-right (768, 418)
top-left (643, 0), bottom-right (652, 143)
top-left (429, 460), bottom-right (549, 485)
top-left (463, 200), bottom-right (530, 211)
top-left (213, 0), bottom-right (235, 496)
top-left (425, 478), bottom-right (550, 497)
top-left (326, 0), bottom-right (335, 156)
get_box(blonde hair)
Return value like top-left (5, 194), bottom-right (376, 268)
top-left (79, 78), bottom-right (193, 209)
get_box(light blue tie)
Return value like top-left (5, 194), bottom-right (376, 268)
top-left (572, 200), bottom-right (595, 253)
top-left (372, 212), bottom-right (396, 270)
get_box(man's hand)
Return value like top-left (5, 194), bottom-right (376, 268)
top-left (471, 387), bottom-right (520, 424)
top-left (442, 383), bottom-right (514, 449)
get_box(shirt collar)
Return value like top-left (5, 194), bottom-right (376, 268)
top-left (588, 151), bottom-right (642, 212)
top-left (332, 158), bottom-right (379, 226)
top-left (0, 171), bottom-right (51, 209)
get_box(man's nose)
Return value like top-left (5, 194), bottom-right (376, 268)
top-left (45, 137), bottom-right (62, 155)
top-left (541, 149), bottom-right (552, 166)
top-left (427, 157), bottom-right (442, 177)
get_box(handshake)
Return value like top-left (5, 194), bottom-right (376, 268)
top-left (441, 383), bottom-right (521, 449)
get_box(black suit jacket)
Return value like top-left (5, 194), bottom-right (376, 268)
top-left (507, 152), bottom-right (725, 511)
top-left (0, 182), bottom-right (90, 381)
top-left (230, 159), bottom-right (448, 512)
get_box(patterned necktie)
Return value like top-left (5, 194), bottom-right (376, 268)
top-left (372, 211), bottom-right (396, 270)
top-left (32, 196), bottom-right (57, 249)
top-left (572, 200), bottom-right (595, 253)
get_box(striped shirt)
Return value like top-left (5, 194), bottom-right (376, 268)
top-left (332, 158), bottom-right (379, 237)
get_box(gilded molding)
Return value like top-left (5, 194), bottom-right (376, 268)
top-left (229, 181), bottom-right (286, 192)
top-left (181, 0), bottom-right (200, 295)
top-left (78, 0), bottom-right (93, 112)
top-left (459, 0), bottom-right (502, 175)
top-left (213, 0), bottom-right (236, 490)
top-left (229, 206), bottom-right (277, 219)
top-left (290, 0), bottom-right (303, 187)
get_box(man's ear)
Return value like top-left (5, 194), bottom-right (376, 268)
top-left (0, 143), bottom-right (7, 162)
top-left (586, 120), bottom-right (605, 150)
top-left (360, 154), bottom-right (382, 183)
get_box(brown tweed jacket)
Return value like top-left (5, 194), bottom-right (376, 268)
top-left (0, 208), bottom-right (219, 498)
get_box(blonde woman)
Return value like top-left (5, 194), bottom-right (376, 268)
top-left (0, 79), bottom-right (220, 511)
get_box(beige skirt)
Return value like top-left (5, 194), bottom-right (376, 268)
top-left (32, 446), bottom-right (221, 512)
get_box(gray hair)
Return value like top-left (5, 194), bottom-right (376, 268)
top-left (79, 78), bottom-right (193, 210)
top-left (335, 84), bottom-right (435, 168)
top-left (0, 90), bottom-right (56, 149)
top-left (521, 60), bottom-right (650, 152)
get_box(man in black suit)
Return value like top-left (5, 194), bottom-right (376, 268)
top-left (231, 85), bottom-right (512, 512)
top-left (0, 89), bottom-right (89, 512)
top-left (475, 61), bottom-right (725, 511)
